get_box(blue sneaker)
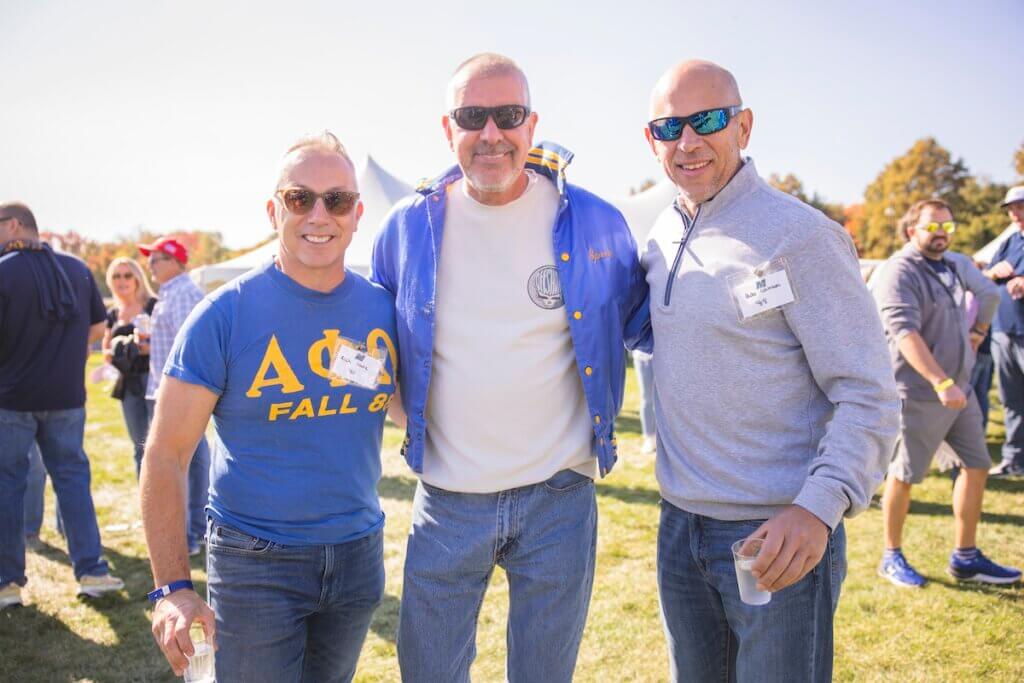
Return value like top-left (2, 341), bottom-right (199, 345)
top-left (878, 551), bottom-right (926, 588)
top-left (948, 550), bottom-right (1022, 585)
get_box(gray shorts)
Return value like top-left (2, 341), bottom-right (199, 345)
top-left (889, 390), bottom-right (991, 484)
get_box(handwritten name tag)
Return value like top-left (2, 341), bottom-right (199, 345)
top-left (330, 343), bottom-right (384, 390)
top-left (727, 258), bottom-right (797, 321)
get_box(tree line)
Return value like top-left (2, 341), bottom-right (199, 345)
top-left (636, 139), bottom-right (1023, 260)
top-left (39, 229), bottom-right (272, 298)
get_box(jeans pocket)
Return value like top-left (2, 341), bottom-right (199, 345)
top-left (208, 521), bottom-right (274, 555)
top-left (543, 468), bottom-right (593, 493)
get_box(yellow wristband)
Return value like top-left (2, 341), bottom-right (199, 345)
top-left (933, 378), bottom-right (955, 393)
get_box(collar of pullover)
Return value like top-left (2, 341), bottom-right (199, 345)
top-left (676, 156), bottom-right (761, 222)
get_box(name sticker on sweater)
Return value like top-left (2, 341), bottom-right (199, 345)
top-left (727, 258), bottom-right (797, 321)
top-left (329, 340), bottom-right (384, 390)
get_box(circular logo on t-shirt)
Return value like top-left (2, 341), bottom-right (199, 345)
top-left (527, 265), bottom-right (564, 310)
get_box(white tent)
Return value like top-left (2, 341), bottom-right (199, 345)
top-left (192, 155), bottom-right (415, 292)
top-left (608, 179), bottom-right (679, 247)
top-left (974, 224), bottom-right (1016, 265)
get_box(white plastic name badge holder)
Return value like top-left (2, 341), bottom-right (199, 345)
top-left (726, 257), bottom-right (798, 322)
top-left (329, 339), bottom-right (384, 390)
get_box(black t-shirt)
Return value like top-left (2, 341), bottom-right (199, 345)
top-left (106, 298), bottom-right (155, 377)
top-left (0, 249), bottom-right (106, 410)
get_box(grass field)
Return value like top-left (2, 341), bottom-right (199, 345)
top-left (1, 354), bottom-right (1022, 682)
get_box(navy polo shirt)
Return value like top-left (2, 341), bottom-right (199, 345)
top-left (0, 249), bottom-right (106, 411)
top-left (989, 230), bottom-right (1024, 336)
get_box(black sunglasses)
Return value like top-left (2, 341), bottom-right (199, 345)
top-left (276, 188), bottom-right (360, 216)
top-left (449, 105), bottom-right (530, 131)
top-left (648, 106), bottom-right (743, 141)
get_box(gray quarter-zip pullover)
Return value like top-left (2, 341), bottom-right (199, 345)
top-left (641, 158), bottom-right (900, 531)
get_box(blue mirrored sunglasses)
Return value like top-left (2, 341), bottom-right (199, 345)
top-left (648, 106), bottom-right (743, 141)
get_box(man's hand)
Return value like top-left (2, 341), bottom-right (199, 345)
top-left (987, 260), bottom-right (1016, 280)
top-left (151, 589), bottom-right (217, 676)
top-left (969, 331), bottom-right (985, 352)
top-left (938, 384), bottom-right (968, 410)
top-left (749, 505), bottom-right (829, 592)
top-left (1008, 276), bottom-right (1024, 300)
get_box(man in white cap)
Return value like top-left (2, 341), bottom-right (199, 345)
top-left (983, 185), bottom-right (1024, 477)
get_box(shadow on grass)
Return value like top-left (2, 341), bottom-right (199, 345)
top-left (369, 592), bottom-right (400, 643)
top-left (596, 483), bottom-right (660, 506)
top-left (908, 500), bottom-right (1024, 527)
top-left (922, 574), bottom-right (1024, 601)
top-left (985, 477), bottom-right (1024, 494)
top-left (379, 475), bottom-right (417, 501)
top-left (615, 414), bottom-right (642, 436)
top-left (0, 546), bottom-right (178, 682)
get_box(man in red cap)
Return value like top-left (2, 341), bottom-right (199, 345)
top-left (138, 236), bottom-right (210, 555)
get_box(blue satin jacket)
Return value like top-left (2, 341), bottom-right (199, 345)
top-left (371, 142), bottom-right (650, 476)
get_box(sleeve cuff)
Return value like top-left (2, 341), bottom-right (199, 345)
top-left (164, 364), bottom-right (223, 396)
top-left (792, 478), bottom-right (849, 531)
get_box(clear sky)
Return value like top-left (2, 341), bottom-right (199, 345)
top-left (2, 0), bottom-right (1022, 248)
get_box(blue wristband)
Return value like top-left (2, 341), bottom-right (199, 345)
top-left (147, 580), bottom-right (195, 603)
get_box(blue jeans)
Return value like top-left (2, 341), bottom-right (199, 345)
top-left (147, 399), bottom-right (209, 546)
top-left (657, 501), bottom-right (846, 683)
top-left (633, 350), bottom-right (656, 438)
top-left (24, 442), bottom-right (44, 536)
top-left (207, 520), bottom-right (384, 683)
top-left (397, 469), bottom-right (598, 683)
top-left (0, 407), bottom-right (109, 586)
top-left (992, 333), bottom-right (1024, 468)
top-left (121, 378), bottom-right (150, 478)
top-left (969, 352), bottom-right (994, 431)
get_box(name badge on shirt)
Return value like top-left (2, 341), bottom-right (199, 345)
top-left (726, 258), bottom-right (797, 322)
top-left (329, 340), bottom-right (384, 390)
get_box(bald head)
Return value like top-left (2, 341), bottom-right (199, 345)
top-left (649, 60), bottom-right (741, 119)
top-left (446, 52), bottom-right (531, 110)
top-left (0, 201), bottom-right (38, 240)
top-left (274, 131), bottom-right (356, 193)
top-left (644, 60), bottom-right (752, 213)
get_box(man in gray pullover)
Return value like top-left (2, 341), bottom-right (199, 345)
top-left (640, 60), bottom-right (900, 682)
top-left (871, 199), bottom-right (1020, 589)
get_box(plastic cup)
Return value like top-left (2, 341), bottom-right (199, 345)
top-left (132, 313), bottom-right (151, 335)
top-left (184, 622), bottom-right (215, 683)
top-left (731, 537), bottom-right (772, 606)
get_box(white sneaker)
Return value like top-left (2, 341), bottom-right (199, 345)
top-left (77, 573), bottom-right (125, 598)
top-left (0, 582), bottom-right (23, 610)
top-left (641, 436), bottom-right (657, 454)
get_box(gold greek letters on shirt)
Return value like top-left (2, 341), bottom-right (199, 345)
top-left (244, 328), bottom-right (398, 422)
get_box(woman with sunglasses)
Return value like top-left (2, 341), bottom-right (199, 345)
top-left (101, 257), bottom-right (158, 478)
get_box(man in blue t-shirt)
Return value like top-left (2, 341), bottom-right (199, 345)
top-left (0, 202), bottom-right (125, 610)
top-left (141, 133), bottom-right (398, 682)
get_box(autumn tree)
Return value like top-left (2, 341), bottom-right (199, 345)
top-left (42, 228), bottom-right (238, 297)
top-left (767, 173), bottom-right (845, 225)
top-left (843, 204), bottom-right (865, 254)
top-left (1015, 140), bottom-right (1024, 181)
top-left (629, 178), bottom-right (657, 196)
top-left (859, 138), bottom-right (969, 258)
top-left (955, 177), bottom-right (1010, 255)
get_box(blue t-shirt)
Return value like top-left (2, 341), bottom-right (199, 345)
top-left (0, 248), bottom-right (106, 411)
top-left (165, 261), bottom-right (398, 545)
top-left (989, 230), bottom-right (1024, 336)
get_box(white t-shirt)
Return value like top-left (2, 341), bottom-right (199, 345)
top-left (422, 171), bottom-right (595, 492)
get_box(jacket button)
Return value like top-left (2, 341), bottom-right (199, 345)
top-left (561, 252), bottom-right (570, 262)
top-left (573, 311), bottom-right (582, 320)
top-left (593, 415), bottom-right (601, 425)
top-left (584, 366), bottom-right (593, 376)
